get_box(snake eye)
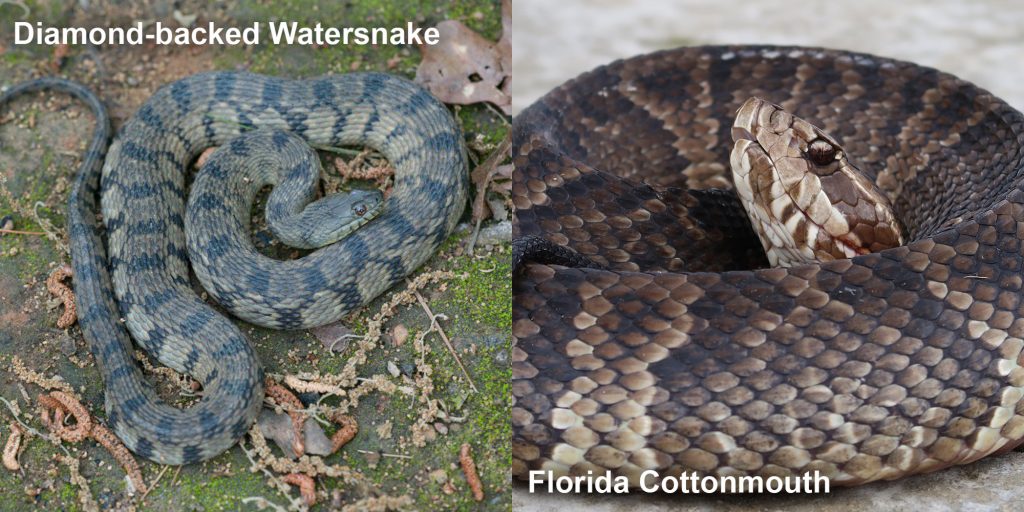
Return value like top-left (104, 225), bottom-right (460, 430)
top-left (354, 205), bottom-right (367, 216)
top-left (808, 139), bottom-right (836, 166)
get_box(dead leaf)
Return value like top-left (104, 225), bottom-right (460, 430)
top-left (256, 409), bottom-right (334, 458)
top-left (415, 1), bottom-right (511, 113)
top-left (497, 0), bottom-right (511, 101)
top-left (311, 322), bottom-right (357, 353)
top-left (490, 163), bottom-right (513, 195)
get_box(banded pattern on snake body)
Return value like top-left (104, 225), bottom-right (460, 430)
top-left (512, 46), bottom-right (1024, 485)
top-left (1, 72), bottom-right (467, 464)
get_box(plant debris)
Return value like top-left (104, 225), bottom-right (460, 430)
top-left (469, 133), bottom-right (512, 223)
top-left (331, 148), bottom-right (395, 190)
top-left (36, 391), bottom-right (146, 494)
top-left (2, 422), bottom-right (23, 471)
top-left (46, 264), bottom-right (77, 329)
top-left (283, 473), bottom-right (317, 507)
top-left (459, 443), bottom-right (484, 502)
top-left (265, 378), bottom-right (308, 458)
top-left (326, 411), bottom-right (358, 454)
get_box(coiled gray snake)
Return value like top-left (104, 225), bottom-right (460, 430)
top-left (0, 72), bottom-right (467, 464)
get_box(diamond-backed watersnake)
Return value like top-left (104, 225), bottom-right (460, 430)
top-left (0, 72), bottom-right (467, 464)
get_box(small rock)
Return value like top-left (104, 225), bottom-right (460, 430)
top-left (476, 219), bottom-right (512, 245)
top-left (433, 422), bottom-right (448, 435)
top-left (391, 324), bottom-right (409, 346)
top-left (400, 362), bottom-right (416, 377)
top-left (386, 361), bottom-right (400, 378)
top-left (364, 451), bottom-right (380, 468)
top-left (301, 417), bottom-right (334, 455)
top-left (429, 469), bottom-right (448, 484)
top-left (0, 214), bottom-right (13, 236)
top-left (58, 333), bottom-right (77, 356)
top-left (296, 391), bottom-right (320, 406)
top-left (256, 409), bottom-right (334, 458)
top-left (493, 349), bottom-right (508, 364)
top-left (486, 197), bottom-right (508, 220)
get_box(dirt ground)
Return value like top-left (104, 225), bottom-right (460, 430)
top-left (0, 1), bottom-right (509, 510)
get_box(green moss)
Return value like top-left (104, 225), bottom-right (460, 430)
top-left (458, 105), bottom-right (509, 148)
top-left (57, 484), bottom-right (79, 511)
top-left (168, 466), bottom-right (268, 511)
top-left (441, 246), bottom-right (512, 330)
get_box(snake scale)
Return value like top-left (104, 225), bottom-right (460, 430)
top-left (0, 72), bottom-right (467, 464)
top-left (512, 46), bottom-right (1024, 485)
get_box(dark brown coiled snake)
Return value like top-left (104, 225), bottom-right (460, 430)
top-left (0, 72), bottom-right (466, 465)
top-left (512, 46), bottom-right (1024, 486)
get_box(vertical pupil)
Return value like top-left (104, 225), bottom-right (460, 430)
top-left (809, 140), bottom-right (835, 165)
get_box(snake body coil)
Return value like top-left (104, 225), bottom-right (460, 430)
top-left (1, 72), bottom-right (466, 464)
top-left (512, 46), bottom-right (1024, 485)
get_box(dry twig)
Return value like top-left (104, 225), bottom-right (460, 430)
top-left (0, 228), bottom-right (47, 235)
top-left (467, 133), bottom-right (512, 254)
top-left (409, 282), bottom-right (477, 392)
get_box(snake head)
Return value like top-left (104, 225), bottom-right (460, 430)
top-left (295, 188), bottom-right (385, 248)
top-left (730, 97), bottom-right (904, 267)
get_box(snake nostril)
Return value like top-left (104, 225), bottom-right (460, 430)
top-left (808, 139), bottom-right (837, 166)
